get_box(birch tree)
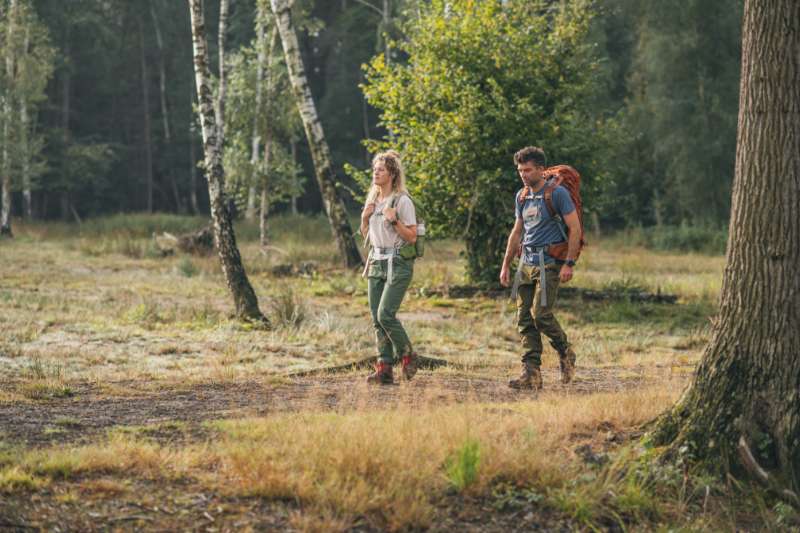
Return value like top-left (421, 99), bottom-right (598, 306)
top-left (0, 0), bottom-right (52, 230)
top-left (270, 0), bottom-right (363, 268)
top-left (652, 0), bottom-right (800, 488)
top-left (1, 0), bottom-right (18, 236)
top-left (188, 0), bottom-right (267, 324)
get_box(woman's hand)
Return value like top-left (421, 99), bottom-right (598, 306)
top-left (382, 205), bottom-right (397, 223)
top-left (362, 202), bottom-right (376, 221)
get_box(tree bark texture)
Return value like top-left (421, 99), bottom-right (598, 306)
top-left (215, 0), bottom-right (229, 153)
top-left (189, 89), bottom-right (200, 215)
top-left (188, 0), bottom-right (267, 324)
top-left (270, 0), bottom-right (363, 268)
top-left (1, 0), bottom-right (18, 237)
top-left (652, 0), bottom-right (800, 483)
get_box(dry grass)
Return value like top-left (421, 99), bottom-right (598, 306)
top-left (2, 382), bottom-right (682, 529)
top-left (2, 215), bottom-right (765, 530)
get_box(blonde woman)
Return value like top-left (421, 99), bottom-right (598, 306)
top-left (360, 150), bottom-right (419, 385)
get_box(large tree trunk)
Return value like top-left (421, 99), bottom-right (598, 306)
top-left (652, 0), bottom-right (800, 485)
top-left (270, 0), bottom-right (363, 268)
top-left (139, 18), bottom-right (154, 213)
top-left (188, 0), bottom-right (267, 324)
top-left (1, 0), bottom-right (18, 237)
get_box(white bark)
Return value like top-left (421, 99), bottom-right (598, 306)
top-left (1, 0), bottom-right (18, 236)
top-left (215, 0), bottom-right (230, 153)
top-left (246, 9), bottom-right (266, 221)
top-left (259, 26), bottom-right (278, 247)
top-left (188, 0), bottom-right (266, 323)
top-left (270, 0), bottom-right (362, 268)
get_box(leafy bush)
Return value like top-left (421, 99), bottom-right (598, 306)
top-left (361, 0), bottom-right (611, 282)
top-left (617, 224), bottom-right (727, 254)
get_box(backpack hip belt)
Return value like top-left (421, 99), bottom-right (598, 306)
top-left (513, 245), bottom-right (561, 307)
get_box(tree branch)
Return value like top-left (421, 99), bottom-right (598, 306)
top-left (351, 0), bottom-right (383, 17)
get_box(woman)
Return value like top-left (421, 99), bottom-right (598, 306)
top-left (360, 150), bottom-right (419, 385)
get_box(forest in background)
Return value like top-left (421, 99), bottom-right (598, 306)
top-left (0, 0), bottom-right (742, 230)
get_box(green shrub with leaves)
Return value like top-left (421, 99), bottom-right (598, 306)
top-left (361, 0), bottom-right (610, 282)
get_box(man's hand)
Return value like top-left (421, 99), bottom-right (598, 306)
top-left (500, 264), bottom-right (511, 287)
top-left (559, 264), bottom-right (574, 283)
top-left (382, 205), bottom-right (397, 223)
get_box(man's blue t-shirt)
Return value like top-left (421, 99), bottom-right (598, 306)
top-left (515, 185), bottom-right (575, 265)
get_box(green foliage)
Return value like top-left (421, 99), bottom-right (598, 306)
top-left (445, 438), bottom-right (481, 491)
top-left (0, 0), bottom-right (56, 195)
top-left (615, 224), bottom-right (728, 255)
top-left (222, 22), bottom-right (305, 215)
top-left (362, 0), bottom-right (610, 282)
top-left (600, 0), bottom-right (742, 227)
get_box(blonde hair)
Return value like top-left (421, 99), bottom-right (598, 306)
top-left (365, 150), bottom-right (408, 205)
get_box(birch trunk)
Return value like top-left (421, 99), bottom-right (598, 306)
top-left (139, 18), bottom-right (154, 213)
top-left (188, 0), bottom-right (267, 324)
top-left (1, 0), bottom-right (18, 237)
top-left (20, 92), bottom-right (30, 219)
top-left (246, 10), bottom-right (266, 221)
top-left (20, 25), bottom-right (31, 219)
top-left (290, 137), bottom-right (298, 215)
top-left (189, 89), bottom-right (200, 215)
top-left (652, 0), bottom-right (800, 483)
top-left (270, 0), bottom-right (362, 268)
top-left (259, 27), bottom-right (278, 248)
top-left (215, 0), bottom-right (229, 153)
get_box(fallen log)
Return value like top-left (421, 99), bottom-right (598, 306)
top-left (287, 355), bottom-right (449, 378)
top-left (416, 284), bottom-right (678, 304)
top-left (153, 226), bottom-right (214, 256)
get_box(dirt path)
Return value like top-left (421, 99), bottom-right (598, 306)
top-left (0, 365), bottom-right (677, 448)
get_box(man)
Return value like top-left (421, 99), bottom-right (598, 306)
top-left (499, 146), bottom-right (579, 390)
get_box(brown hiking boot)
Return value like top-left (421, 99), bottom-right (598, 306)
top-left (558, 347), bottom-right (577, 384)
top-left (508, 362), bottom-right (542, 390)
top-left (366, 361), bottom-right (394, 385)
top-left (401, 351), bottom-right (418, 381)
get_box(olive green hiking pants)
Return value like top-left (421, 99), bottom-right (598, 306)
top-left (516, 263), bottom-right (569, 367)
top-left (368, 257), bottom-right (414, 364)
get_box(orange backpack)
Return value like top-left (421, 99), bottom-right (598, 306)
top-left (517, 164), bottom-right (585, 261)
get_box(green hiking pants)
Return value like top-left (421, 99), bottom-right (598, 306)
top-left (368, 256), bottom-right (414, 364)
top-left (516, 263), bottom-right (569, 367)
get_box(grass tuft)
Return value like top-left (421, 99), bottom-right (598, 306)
top-left (445, 438), bottom-right (482, 492)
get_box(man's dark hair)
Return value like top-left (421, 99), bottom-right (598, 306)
top-left (513, 146), bottom-right (547, 167)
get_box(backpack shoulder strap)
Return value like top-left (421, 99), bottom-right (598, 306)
top-left (517, 186), bottom-right (531, 205)
top-left (543, 184), bottom-right (557, 218)
top-left (390, 191), bottom-right (408, 209)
